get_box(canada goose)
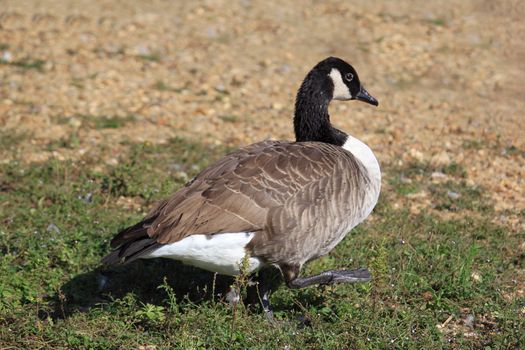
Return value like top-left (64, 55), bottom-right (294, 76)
top-left (102, 57), bottom-right (380, 317)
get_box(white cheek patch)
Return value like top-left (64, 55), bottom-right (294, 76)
top-left (329, 68), bottom-right (352, 101)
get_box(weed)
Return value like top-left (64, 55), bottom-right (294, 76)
top-left (219, 114), bottom-right (239, 123)
top-left (57, 114), bottom-right (137, 129)
top-left (135, 303), bottom-right (166, 325)
top-left (153, 80), bottom-right (173, 92)
top-left (369, 239), bottom-right (389, 289)
top-left (425, 18), bottom-right (447, 26)
top-left (1, 58), bottom-right (46, 71)
top-left (137, 53), bottom-right (161, 62)
top-left (46, 134), bottom-right (81, 150)
top-left (0, 129), bottom-right (29, 151)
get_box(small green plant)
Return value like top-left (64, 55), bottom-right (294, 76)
top-left (135, 303), bottom-right (166, 325)
top-left (46, 134), bottom-right (81, 150)
top-left (235, 253), bottom-right (252, 301)
top-left (219, 114), bottom-right (239, 123)
top-left (425, 17), bottom-right (446, 26)
top-left (369, 239), bottom-right (389, 290)
top-left (137, 52), bottom-right (161, 62)
top-left (153, 80), bottom-right (173, 91)
top-left (228, 253), bottom-right (252, 339)
top-left (1, 58), bottom-right (46, 71)
top-left (158, 278), bottom-right (179, 315)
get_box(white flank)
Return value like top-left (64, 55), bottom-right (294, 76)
top-left (343, 135), bottom-right (382, 219)
top-left (329, 68), bottom-right (352, 100)
top-left (142, 232), bottom-right (263, 276)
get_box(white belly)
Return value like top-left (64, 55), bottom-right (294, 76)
top-left (142, 232), bottom-right (263, 276)
top-left (342, 134), bottom-right (382, 219)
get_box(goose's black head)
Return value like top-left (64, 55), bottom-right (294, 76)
top-left (313, 57), bottom-right (378, 105)
top-left (294, 57), bottom-right (378, 145)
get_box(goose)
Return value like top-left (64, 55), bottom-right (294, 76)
top-left (102, 57), bottom-right (380, 318)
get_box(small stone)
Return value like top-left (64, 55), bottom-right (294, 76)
top-left (430, 151), bottom-right (451, 168)
top-left (431, 171), bottom-right (448, 183)
top-left (214, 84), bottom-right (227, 93)
top-left (83, 192), bottom-right (93, 203)
top-left (463, 314), bottom-right (475, 328)
top-left (272, 102), bottom-right (283, 111)
top-left (400, 176), bottom-right (412, 184)
top-left (174, 171), bottom-right (188, 182)
top-left (69, 117), bottom-right (82, 128)
top-left (46, 223), bottom-right (60, 234)
top-left (447, 191), bottom-right (461, 200)
top-left (1, 51), bottom-right (12, 62)
top-left (204, 26), bottom-right (219, 38)
top-left (138, 346), bottom-right (157, 350)
top-left (408, 148), bottom-right (425, 162)
top-left (471, 272), bottom-right (482, 283)
top-left (406, 191), bottom-right (427, 199)
top-left (134, 44), bottom-right (150, 56)
top-left (106, 158), bottom-right (118, 165)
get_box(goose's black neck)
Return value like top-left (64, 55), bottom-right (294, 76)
top-left (293, 71), bottom-right (348, 147)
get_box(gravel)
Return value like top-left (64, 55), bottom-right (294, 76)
top-left (1, 0), bottom-right (523, 225)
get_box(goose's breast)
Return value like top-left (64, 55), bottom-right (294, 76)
top-left (314, 176), bottom-right (381, 259)
top-left (311, 137), bottom-right (382, 261)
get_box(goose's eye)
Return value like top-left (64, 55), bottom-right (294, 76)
top-left (344, 73), bottom-right (354, 82)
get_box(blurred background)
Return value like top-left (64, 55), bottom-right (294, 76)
top-left (1, 0), bottom-right (523, 215)
top-left (1, 1), bottom-right (525, 348)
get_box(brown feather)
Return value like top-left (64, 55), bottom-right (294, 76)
top-left (103, 140), bottom-right (370, 266)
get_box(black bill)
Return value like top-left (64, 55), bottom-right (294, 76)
top-left (354, 86), bottom-right (378, 106)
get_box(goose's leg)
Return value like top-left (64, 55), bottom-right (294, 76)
top-left (260, 288), bottom-right (274, 323)
top-left (249, 268), bottom-right (282, 323)
top-left (280, 264), bottom-right (371, 289)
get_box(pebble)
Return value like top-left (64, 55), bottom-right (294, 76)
top-left (463, 314), bottom-right (475, 329)
top-left (69, 117), bottom-right (82, 128)
top-left (272, 102), bottom-right (283, 111)
top-left (430, 151), bottom-right (451, 168)
top-left (1, 51), bottom-right (12, 62)
top-left (46, 223), bottom-right (61, 234)
top-left (471, 272), bottom-right (482, 283)
top-left (408, 149), bottom-right (425, 162)
top-left (431, 171), bottom-right (447, 179)
top-left (447, 191), bottom-right (461, 200)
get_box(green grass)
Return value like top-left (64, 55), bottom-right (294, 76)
top-left (0, 57), bottom-right (46, 71)
top-left (0, 138), bottom-right (523, 349)
top-left (424, 18), bottom-right (447, 27)
top-left (0, 129), bottom-right (30, 151)
top-left (56, 114), bottom-right (138, 130)
top-left (219, 114), bottom-right (240, 123)
top-left (137, 53), bottom-right (162, 62)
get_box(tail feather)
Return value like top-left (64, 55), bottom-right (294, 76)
top-left (109, 215), bottom-right (157, 248)
top-left (102, 216), bottom-right (161, 266)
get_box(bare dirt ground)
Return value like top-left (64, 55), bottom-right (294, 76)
top-left (1, 0), bottom-right (524, 224)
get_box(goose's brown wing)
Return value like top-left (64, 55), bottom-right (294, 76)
top-left (102, 141), bottom-right (364, 265)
